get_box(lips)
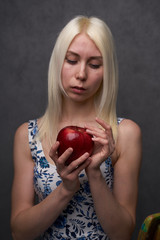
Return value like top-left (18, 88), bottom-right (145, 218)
top-left (72, 86), bottom-right (85, 90)
top-left (70, 86), bottom-right (86, 94)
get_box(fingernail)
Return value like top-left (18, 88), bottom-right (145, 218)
top-left (69, 147), bottom-right (73, 152)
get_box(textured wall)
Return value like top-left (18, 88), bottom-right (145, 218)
top-left (1, 0), bottom-right (160, 239)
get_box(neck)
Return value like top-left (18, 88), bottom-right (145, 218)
top-left (60, 98), bottom-right (97, 127)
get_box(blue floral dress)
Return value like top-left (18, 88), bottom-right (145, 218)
top-left (28, 118), bottom-right (123, 240)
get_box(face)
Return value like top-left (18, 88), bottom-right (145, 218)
top-left (61, 33), bottom-right (103, 104)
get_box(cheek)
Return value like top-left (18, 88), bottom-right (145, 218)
top-left (92, 73), bottom-right (103, 89)
top-left (61, 63), bottom-right (74, 79)
top-left (61, 65), bottom-right (69, 88)
top-left (89, 74), bottom-right (103, 95)
top-left (95, 80), bottom-right (103, 93)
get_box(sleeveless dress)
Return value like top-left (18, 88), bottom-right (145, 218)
top-left (28, 118), bottom-right (123, 240)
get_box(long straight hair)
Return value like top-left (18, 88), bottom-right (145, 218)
top-left (39, 16), bottom-right (118, 144)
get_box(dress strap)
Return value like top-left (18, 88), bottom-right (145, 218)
top-left (117, 117), bottom-right (124, 125)
top-left (28, 119), bottom-right (38, 163)
top-left (28, 119), bottom-right (38, 140)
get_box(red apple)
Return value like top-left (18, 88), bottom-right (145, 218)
top-left (57, 126), bottom-right (94, 165)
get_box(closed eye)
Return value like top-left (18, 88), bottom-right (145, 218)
top-left (65, 57), bottom-right (77, 65)
top-left (89, 63), bottom-right (102, 69)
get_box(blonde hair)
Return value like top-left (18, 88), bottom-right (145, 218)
top-left (39, 15), bottom-right (118, 143)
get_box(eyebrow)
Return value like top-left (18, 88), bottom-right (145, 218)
top-left (66, 51), bottom-right (103, 60)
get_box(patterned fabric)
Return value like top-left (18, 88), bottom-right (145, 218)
top-left (28, 118), bottom-right (123, 239)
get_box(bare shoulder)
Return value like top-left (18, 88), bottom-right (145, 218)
top-left (14, 122), bottom-right (29, 147)
top-left (118, 119), bottom-right (141, 140)
top-left (14, 122), bottom-right (28, 140)
top-left (13, 122), bottom-right (31, 159)
top-left (116, 119), bottom-right (142, 157)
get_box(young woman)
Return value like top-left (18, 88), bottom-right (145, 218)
top-left (11, 16), bottom-right (142, 240)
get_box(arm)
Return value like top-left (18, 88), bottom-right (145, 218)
top-left (85, 119), bottom-right (142, 240)
top-left (11, 123), bottom-right (90, 240)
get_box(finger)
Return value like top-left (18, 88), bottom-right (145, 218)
top-left (95, 118), bottom-right (115, 141)
top-left (86, 128), bottom-right (107, 139)
top-left (57, 147), bottom-right (73, 166)
top-left (67, 152), bottom-right (90, 173)
top-left (85, 118), bottom-right (111, 137)
top-left (95, 117), bottom-right (111, 131)
top-left (92, 137), bottom-right (109, 145)
top-left (59, 153), bottom-right (90, 178)
top-left (73, 158), bottom-right (91, 175)
top-left (49, 141), bottom-right (60, 159)
top-left (85, 123), bottom-right (103, 133)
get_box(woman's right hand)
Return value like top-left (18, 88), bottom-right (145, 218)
top-left (49, 142), bottom-right (91, 193)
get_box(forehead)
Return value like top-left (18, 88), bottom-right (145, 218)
top-left (68, 33), bottom-right (102, 56)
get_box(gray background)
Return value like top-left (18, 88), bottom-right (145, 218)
top-left (1, 0), bottom-right (160, 239)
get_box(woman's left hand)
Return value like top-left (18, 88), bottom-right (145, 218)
top-left (85, 118), bottom-right (115, 170)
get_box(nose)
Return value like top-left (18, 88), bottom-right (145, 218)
top-left (76, 63), bottom-right (87, 81)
